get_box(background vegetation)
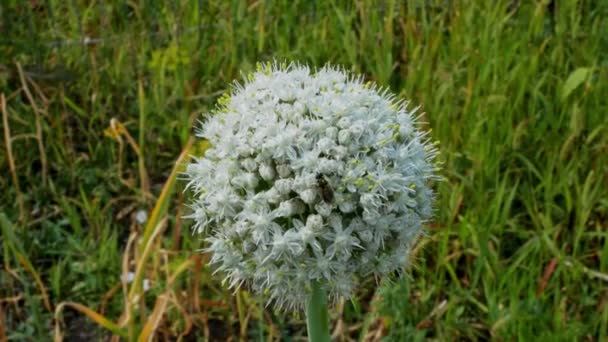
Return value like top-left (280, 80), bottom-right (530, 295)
top-left (1, 1), bottom-right (607, 340)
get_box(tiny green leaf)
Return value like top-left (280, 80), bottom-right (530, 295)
top-left (561, 67), bottom-right (591, 101)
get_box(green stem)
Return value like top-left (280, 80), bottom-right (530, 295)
top-left (306, 280), bottom-right (331, 342)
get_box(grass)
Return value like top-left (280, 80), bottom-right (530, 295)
top-left (1, 0), bottom-right (607, 340)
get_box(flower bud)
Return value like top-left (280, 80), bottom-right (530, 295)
top-left (299, 189), bottom-right (317, 204)
top-left (259, 162), bottom-right (275, 181)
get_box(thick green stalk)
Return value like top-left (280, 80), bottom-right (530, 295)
top-left (306, 280), bottom-right (331, 342)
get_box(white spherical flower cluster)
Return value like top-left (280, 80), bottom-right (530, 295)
top-left (185, 62), bottom-right (439, 310)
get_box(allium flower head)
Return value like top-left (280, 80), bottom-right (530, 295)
top-left (185, 62), bottom-right (439, 310)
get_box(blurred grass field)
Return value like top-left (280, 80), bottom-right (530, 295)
top-left (1, 0), bottom-right (607, 340)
